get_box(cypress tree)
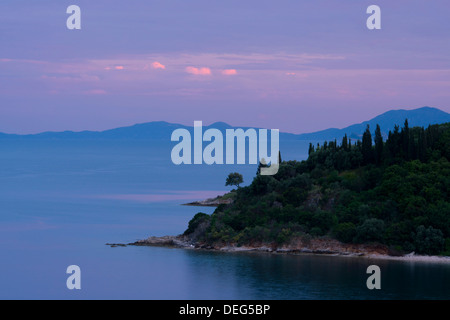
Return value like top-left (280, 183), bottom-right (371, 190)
top-left (341, 134), bottom-right (348, 151)
top-left (374, 124), bottom-right (383, 165)
top-left (392, 125), bottom-right (400, 159)
top-left (308, 143), bottom-right (315, 155)
top-left (421, 128), bottom-right (428, 161)
top-left (362, 125), bottom-right (374, 164)
top-left (402, 119), bottom-right (410, 160)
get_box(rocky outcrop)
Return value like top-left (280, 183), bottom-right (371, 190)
top-left (106, 243), bottom-right (127, 248)
top-left (112, 234), bottom-right (450, 262)
top-left (182, 193), bottom-right (235, 207)
top-left (123, 234), bottom-right (388, 257)
top-left (183, 198), bottom-right (233, 207)
top-left (128, 235), bottom-right (195, 248)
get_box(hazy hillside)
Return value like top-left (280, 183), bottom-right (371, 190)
top-left (1, 107), bottom-right (448, 142)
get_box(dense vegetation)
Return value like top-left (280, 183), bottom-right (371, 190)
top-left (184, 121), bottom-right (450, 256)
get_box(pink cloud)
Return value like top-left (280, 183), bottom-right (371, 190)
top-left (186, 66), bottom-right (211, 75)
top-left (41, 74), bottom-right (100, 82)
top-left (222, 69), bottom-right (237, 75)
top-left (152, 61), bottom-right (166, 69)
top-left (115, 66), bottom-right (124, 70)
top-left (84, 89), bottom-right (107, 95)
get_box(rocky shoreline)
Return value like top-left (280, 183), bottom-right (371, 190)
top-left (182, 197), bottom-right (233, 207)
top-left (107, 235), bottom-right (450, 263)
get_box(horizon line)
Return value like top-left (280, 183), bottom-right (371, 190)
top-left (0, 106), bottom-right (448, 136)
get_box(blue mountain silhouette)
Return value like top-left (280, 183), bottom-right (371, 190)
top-left (1, 106), bottom-right (449, 141)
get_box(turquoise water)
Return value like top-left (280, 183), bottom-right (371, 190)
top-left (0, 141), bottom-right (449, 299)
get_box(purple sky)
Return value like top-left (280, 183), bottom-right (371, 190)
top-left (1, 0), bottom-right (449, 134)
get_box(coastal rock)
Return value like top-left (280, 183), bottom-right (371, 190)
top-left (106, 243), bottom-right (127, 247)
top-left (276, 248), bottom-right (292, 253)
top-left (129, 236), bottom-right (180, 247)
top-left (118, 235), bottom-right (450, 262)
top-left (183, 196), bottom-right (234, 207)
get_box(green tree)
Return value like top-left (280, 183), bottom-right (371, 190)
top-left (374, 124), bottom-right (383, 164)
top-left (184, 212), bottom-right (211, 236)
top-left (308, 143), bottom-right (315, 155)
top-left (226, 172), bottom-right (244, 188)
top-left (402, 119), bottom-right (410, 160)
top-left (355, 218), bottom-right (385, 243)
top-left (362, 125), bottom-right (374, 165)
top-left (341, 134), bottom-right (348, 151)
top-left (414, 225), bottom-right (445, 255)
top-left (333, 222), bottom-right (356, 243)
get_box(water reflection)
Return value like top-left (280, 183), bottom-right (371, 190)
top-left (177, 249), bottom-right (450, 299)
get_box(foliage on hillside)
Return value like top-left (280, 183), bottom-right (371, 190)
top-left (184, 121), bottom-right (450, 256)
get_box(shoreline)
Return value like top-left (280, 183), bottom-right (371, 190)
top-left (108, 235), bottom-right (450, 264)
top-left (182, 198), bottom-right (232, 207)
top-left (181, 191), bottom-right (236, 207)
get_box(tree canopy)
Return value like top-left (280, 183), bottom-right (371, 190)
top-left (225, 172), bottom-right (244, 188)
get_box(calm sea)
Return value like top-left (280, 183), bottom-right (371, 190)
top-left (0, 140), bottom-right (449, 299)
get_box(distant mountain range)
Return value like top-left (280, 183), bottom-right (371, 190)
top-left (295, 106), bottom-right (450, 141)
top-left (1, 106), bottom-right (449, 142)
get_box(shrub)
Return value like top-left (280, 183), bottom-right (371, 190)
top-left (311, 210), bottom-right (337, 233)
top-left (442, 239), bottom-right (450, 256)
top-left (414, 225), bottom-right (445, 255)
top-left (276, 228), bottom-right (292, 245)
top-left (354, 218), bottom-right (385, 243)
top-left (184, 212), bottom-right (210, 236)
top-left (333, 222), bottom-right (357, 243)
top-left (310, 227), bottom-right (323, 237)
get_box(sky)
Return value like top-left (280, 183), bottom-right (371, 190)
top-left (0, 0), bottom-right (449, 134)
